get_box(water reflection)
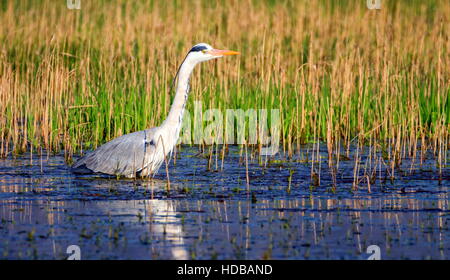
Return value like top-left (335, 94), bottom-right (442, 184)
top-left (0, 146), bottom-right (449, 259)
top-left (0, 198), bottom-right (189, 259)
top-left (0, 188), bottom-right (449, 259)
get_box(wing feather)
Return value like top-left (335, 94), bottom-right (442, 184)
top-left (72, 128), bottom-right (158, 177)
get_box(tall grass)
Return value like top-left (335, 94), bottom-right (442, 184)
top-left (0, 0), bottom-right (448, 171)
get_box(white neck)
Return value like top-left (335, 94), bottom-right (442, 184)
top-left (160, 57), bottom-right (197, 143)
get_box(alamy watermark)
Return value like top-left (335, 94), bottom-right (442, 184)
top-left (366, 245), bottom-right (381, 260)
top-left (366, 0), bottom-right (381, 10)
top-left (179, 101), bottom-right (280, 156)
top-left (66, 245), bottom-right (81, 260)
top-left (67, 0), bottom-right (81, 10)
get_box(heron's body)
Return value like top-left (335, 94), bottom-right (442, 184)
top-left (72, 43), bottom-right (238, 178)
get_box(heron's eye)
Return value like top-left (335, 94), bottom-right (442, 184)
top-left (201, 50), bottom-right (207, 54)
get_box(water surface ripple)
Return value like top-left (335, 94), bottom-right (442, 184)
top-left (0, 145), bottom-right (449, 259)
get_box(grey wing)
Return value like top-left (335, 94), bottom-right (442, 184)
top-left (72, 128), bottom-right (158, 177)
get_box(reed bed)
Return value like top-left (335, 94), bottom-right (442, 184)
top-left (0, 0), bottom-right (448, 178)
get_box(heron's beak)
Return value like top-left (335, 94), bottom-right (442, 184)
top-left (209, 49), bottom-right (240, 57)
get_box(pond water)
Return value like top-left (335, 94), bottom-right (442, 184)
top-left (0, 145), bottom-right (449, 259)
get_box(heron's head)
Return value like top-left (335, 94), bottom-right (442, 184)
top-left (186, 43), bottom-right (239, 64)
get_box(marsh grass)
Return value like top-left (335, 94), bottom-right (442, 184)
top-left (0, 0), bottom-right (448, 181)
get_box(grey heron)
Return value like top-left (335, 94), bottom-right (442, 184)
top-left (72, 43), bottom-right (239, 178)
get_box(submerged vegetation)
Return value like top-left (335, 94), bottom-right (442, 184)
top-left (0, 0), bottom-right (448, 179)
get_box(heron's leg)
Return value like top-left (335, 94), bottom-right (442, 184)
top-left (138, 166), bottom-right (150, 178)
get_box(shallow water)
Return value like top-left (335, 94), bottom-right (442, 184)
top-left (0, 145), bottom-right (449, 259)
